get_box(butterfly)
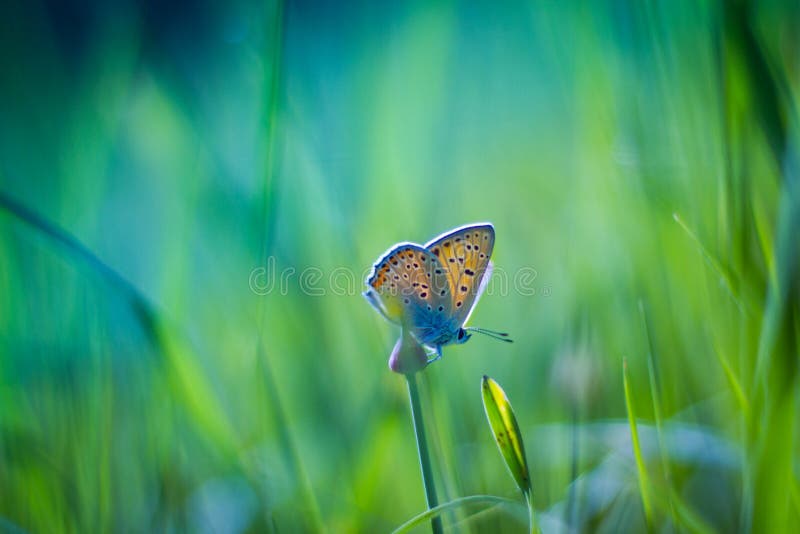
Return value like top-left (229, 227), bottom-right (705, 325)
top-left (363, 223), bottom-right (512, 362)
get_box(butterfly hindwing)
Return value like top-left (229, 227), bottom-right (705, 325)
top-left (424, 223), bottom-right (495, 325)
top-left (365, 243), bottom-right (452, 339)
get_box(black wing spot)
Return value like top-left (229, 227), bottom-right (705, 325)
top-left (431, 247), bottom-right (440, 256)
top-left (465, 269), bottom-right (475, 276)
top-left (392, 261), bottom-right (398, 266)
top-left (449, 258), bottom-right (455, 263)
top-left (435, 269), bottom-right (442, 274)
top-left (440, 289), bottom-right (446, 296)
top-left (466, 244), bottom-right (472, 250)
top-left (438, 305), bottom-right (444, 312)
top-left (427, 305), bottom-right (432, 311)
top-left (420, 292), bottom-right (427, 298)
top-left (421, 284), bottom-right (428, 289)
top-left (465, 233), bottom-right (471, 238)
top-left (443, 242), bottom-right (451, 248)
top-left (455, 237), bottom-right (461, 243)
top-left (406, 264), bottom-right (412, 270)
top-left (403, 273), bottom-right (408, 279)
top-left (461, 286), bottom-right (468, 292)
top-left (413, 262), bottom-right (419, 268)
top-left (456, 301), bottom-right (463, 307)
top-left (404, 298), bottom-right (410, 304)
top-left (412, 282), bottom-right (419, 287)
top-left (458, 258), bottom-right (464, 264)
top-left (479, 253), bottom-right (486, 259)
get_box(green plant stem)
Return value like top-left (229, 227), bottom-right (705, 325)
top-left (526, 491), bottom-right (538, 534)
top-left (406, 372), bottom-right (443, 534)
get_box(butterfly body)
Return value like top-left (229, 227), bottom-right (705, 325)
top-left (364, 223), bottom-right (507, 359)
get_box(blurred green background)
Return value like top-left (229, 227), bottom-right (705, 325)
top-left (1, 0), bottom-right (799, 532)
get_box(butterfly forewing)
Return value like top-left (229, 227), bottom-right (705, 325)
top-left (366, 244), bottom-right (452, 332)
top-left (424, 224), bottom-right (495, 325)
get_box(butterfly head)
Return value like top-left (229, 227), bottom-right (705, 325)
top-left (455, 328), bottom-right (472, 345)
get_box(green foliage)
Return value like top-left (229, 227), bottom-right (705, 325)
top-left (1, 0), bottom-right (799, 531)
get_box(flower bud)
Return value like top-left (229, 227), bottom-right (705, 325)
top-left (389, 328), bottom-right (428, 375)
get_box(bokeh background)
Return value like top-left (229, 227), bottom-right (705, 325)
top-left (1, 0), bottom-right (799, 532)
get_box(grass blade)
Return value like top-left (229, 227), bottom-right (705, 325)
top-left (623, 358), bottom-right (653, 529)
top-left (392, 495), bottom-right (522, 534)
top-left (639, 301), bottom-right (676, 531)
top-left (712, 344), bottom-right (749, 413)
top-left (673, 212), bottom-right (745, 315)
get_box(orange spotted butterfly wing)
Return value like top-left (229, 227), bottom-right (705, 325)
top-left (424, 223), bottom-right (494, 325)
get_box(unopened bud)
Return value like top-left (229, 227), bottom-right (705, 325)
top-left (389, 329), bottom-right (428, 375)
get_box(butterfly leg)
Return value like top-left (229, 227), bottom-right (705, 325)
top-left (426, 345), bottom-right (443, 364)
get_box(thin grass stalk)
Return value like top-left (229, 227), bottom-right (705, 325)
top-left (392, 495), bottom-right (522, 534)
top-left (406, 372), bottom-right (443, 534)
top-left (639, 301), bottom-right (677, 531)
top-left (565, 405), bottom-right (579, 530)
top-left (672, 213), bottom-right (745, 315)
top-left (623, 358), bottom-right (653, 530)
top-left (526, 491), bottom-right (538, 534)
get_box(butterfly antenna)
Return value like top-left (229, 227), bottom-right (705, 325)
top-left (466, 327), bottom-right (513, 343)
